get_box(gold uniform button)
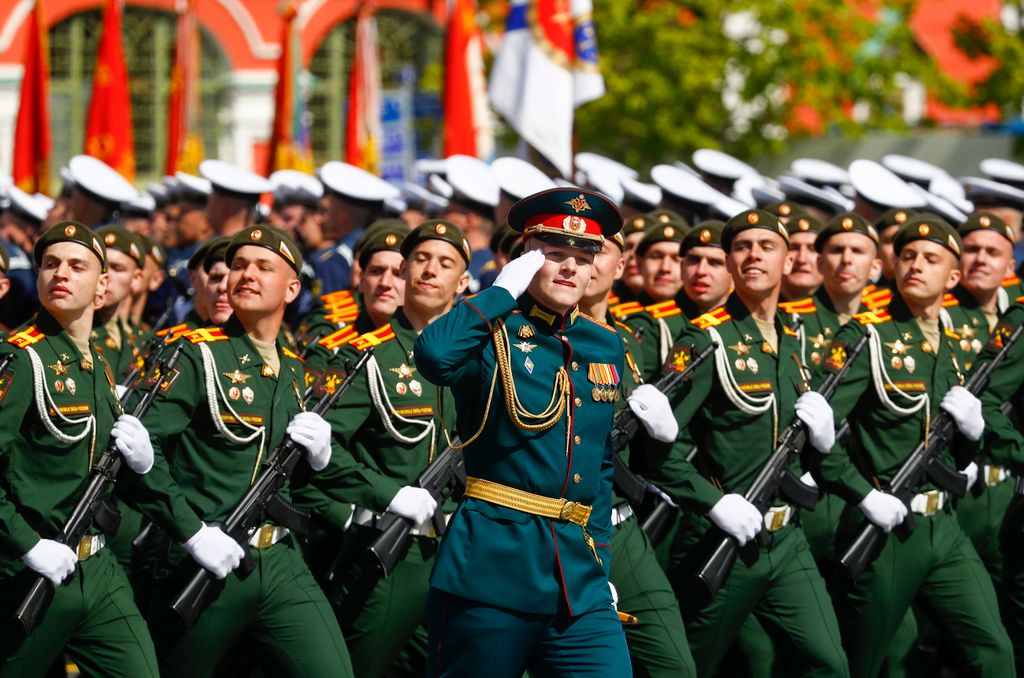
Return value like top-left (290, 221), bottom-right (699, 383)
top-left (574, 397), bottom-right (583, 407)
top-left (573, 473), bottom-right (581, 484)
top-left (574, 435), bottom-right (582, 445)
top-left (571, 361), bottom-right (579, 371)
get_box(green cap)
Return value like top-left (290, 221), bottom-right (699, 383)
top-left (498, 228), bottom-right (521, 257)
top-left (636, 221), bottom-right (686, 257)
top-left (721, 209), bottom-right (789, 252)
top-left (138, 234), bottom-right (167, 268)
top-left (34, 221), bottom-right (107, 272)
top-left (202, 237), bottom-right (232, 273)
top-left (96, 226), bottom-right (146, 268)
top-left (765, 201), bottom-right (822, 234)
top-left (958, 211), bottom-right (1016, 246)
top-left (357, 220), bottom-right (407, 269)
top-left (680, 220), bottom-right (724, 255)
top-left (646, 209), bottom-right (688, 230)
top-left (401, 220), bottom-right (472, 265)
top-left (893, 214), bottom-right (963, 259)
top-left (188, 236), bottom-right (229, 272)
top-left (489, 222), bottom-right (515, 254)
top-left (225, 226), bottom-right (303, 275)
top-left (873, 207), bottom-right (919, 233)
top-left (623, 213), bottom-right (652, 238)
top-left (815, 213), bottom-right (879, 252)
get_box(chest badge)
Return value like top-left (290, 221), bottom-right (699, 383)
top-left (66, 378), bottom-right (77, 395)
top-left (409, 380), bottom-right (423, 397)
top-left (242, 387), bottom-right (255, 404)
top-left (240, 354), bottom-right (251, 364)
top-left (904, 355), bottom-right (916, 373)
top-left (390, 363), bottom-right (417, 379)
top-left (518, 325), bottom-right (535, 340)
top-left (223, 369), bottom-right (252, 384)
top-left (524, 356), bottom-right (535, 374)
top-left (514, 341), bottom-right (537, 354)
top-left (47, 361), bottom-right (68, 376)
top-left (588, 363), bottom-right (621, 402)
top-left (746, 357), bottom-right (759, 374)
top-left (727, 342), bottom-right (750, 355)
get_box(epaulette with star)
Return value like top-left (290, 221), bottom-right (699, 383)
top-left (644, 300), bottom-right (682, 319)
top-left (942, 293), bottom-right (959, 307)
top-left (690, 306), bottom-right (731, 329)
top-left (351, 324), bottom-right (396, 351)
top-left (852, 309), bottom-right (891, 325)
top-left (861, 287), bottom-right (892, 310)
top-left (580, 313), bottom-right (617, 334)
top-left (183, 327), bottom-right (229, 344)
top-left (1002, 274), bottom-right (1021, 289)
top-left (778, 297), bottom-right (817, 315)
top-left (319, 325), bottom-right (360, 351)
top-left (7, 325), bottom-right (44, 348)
top-left (609, 301), bottom-right (645, 320)
top-left (607, 291), bottom-right (621, 306)
top-left (156, 322), bottom-right (191, 343)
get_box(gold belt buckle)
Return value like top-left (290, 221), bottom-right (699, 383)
top-left (987, 465), bottom-right (1003, 486)
top-left (925, 491), bottom-right (939, 516)
top-left (257, 525), bottom-right (276, 549)
top-left (560, 501), bottom-right (581, 524)
top-left (769, 508), bottom-right (786, 532)
top-left (77, 536), bottom-right (93, 561)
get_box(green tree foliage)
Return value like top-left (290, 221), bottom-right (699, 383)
top-left (953, 4), bottom-right (1024, 122)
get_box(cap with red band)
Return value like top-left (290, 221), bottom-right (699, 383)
top-left (507, 188), bottom-right (623, 253)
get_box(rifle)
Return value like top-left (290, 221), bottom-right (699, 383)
top-left (696, 331), bottom-right (871, 599)
top-left (15, 344), bottom-right (185, 635)
top-left (609, 342), bottom-right (717, 541)
top-left (840, 321), bottom-right (1024, 581)
top-left (363, 442), bottom-right (466, 578)
top-left (120, 305), bottom-right (177, 393)
top-left (170, 349), bottom-right (372, 628)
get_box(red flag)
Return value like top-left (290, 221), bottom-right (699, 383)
top-left (443, 0), bottom-right (492, 158)
top-left (267, 0), bottom-right (313, 175)
top-left (12, 0), bottom-right (52, 195)
top-left (165, 0), bottom-right (202, 175)
top-left (84, 0), bottom-right (135, 180)
top-left (345, 4), bottom-right (381, 173)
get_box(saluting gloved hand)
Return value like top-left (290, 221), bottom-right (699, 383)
top-left (287, 412), bottom-right (332, 471)
top-left (387, 486), bottom-right (438, 526)
top-left (961, 461), bottom-right (979, 490)
top-left (609, 581), bottom-right (619, 608)
top-left (493, 249), bottom-right (545, 299)
top-left (794, 391), bottom-right (835, 453)
top-left (940, 386), bottom-right (984, 442)
top-left (21, 539), bottom-right (78, 586)
top-left (184, 523), bottom-right (245, 579)
top-left (111, 414), bottom-right (155, 474)
top-left (857, 489), bottom-right (907, 533)
top-left (708, 494), bottom-right (763, 546)
top-left (627, 384), bottom-right (679, 443)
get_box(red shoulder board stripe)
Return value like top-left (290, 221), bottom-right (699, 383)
top-left (325, 305), bottom-right (361, 323)
top-left (942, 293), bottom-right (959, 307)
top-left (853, 309), bottom-right (890, 325)
top-left (282, 347), bottom-right (302, 361)
top-left (320, 290), bottom-right (355, 305)
top-left (7, 325), bottom-right (44, 348)
top-left (157, 322), bottom-right (191, 343)
top-left (645, 300), bottom-right (682, 319)
top-left (610, 301), bottom-right (644, 319)
top-left (778, 297), bottom-right (816, 314)
top-left (319, 326), bottom-right (359, 350)
top-left (184, 327), bottom-right (229, 344)
top-left (690, 306), bottom-right (731, 329)
top-left (1002, 275), bottom-right (1021, 288)
top-left (607, 292), bottom-right (621, 306)
top-left (351, 324), bottom-right (396, 351)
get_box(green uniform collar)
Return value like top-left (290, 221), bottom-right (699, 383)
top-left (516, 293), bottom-right (580, 333)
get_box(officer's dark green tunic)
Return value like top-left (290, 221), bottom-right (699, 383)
top-left (818, 295), bottom-right (1013, 678)
top-left (0, 311), bottom-right (159, 677)
top-left (655, 294), bottom-right (848, 677)
top-left (132, 316), bottom-right (356, 678)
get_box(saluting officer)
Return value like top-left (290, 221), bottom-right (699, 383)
top-left (416, 188), bottom-right (667, 676)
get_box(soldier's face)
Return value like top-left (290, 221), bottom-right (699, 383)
top-left (401, 240), bottom-right (469, 314)
top-left (878, 225), bottom-right (899, 280)
top-left (102, 249), bottom-right (142, 310)
top-left (189, 267), bottom-right (212, 321)
top-left (682, 246), bottom-right (732, 311)
top-left (177, 204), bottom-right (209, 245)
top-left (525, 240), bottom-right (595, 314)
top-left (896, 241), bottom-right (960, 304)
top-left (38, 242), bottom-right (108, 316)
top-left (228, 246), bottom-right (301, 317)
top-left (727, 231), bottom-right (792, 297)
top-left (818, 233), bottom-right (881, 299)
top-left (620, 231), bottom-right (645, 293)
top-left (360, 250), bottom-right (405, 324)
top-left (960, 230), bottom-right (1015, 297)
top-left (582, 239), bottom-right (624, 304)
top-left (205, 261), bottom-right (233, 324)
top-left (639, 241), bottom-right (683, 301)
top-left (783, 232), bottom-right (822, 298)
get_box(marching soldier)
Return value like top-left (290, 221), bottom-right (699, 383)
top-left (817, 214), bottom-right (1014, 678)
top-left (0, 222), bottom-right (159, 676)
top-left (771, 202), bottom-right (824, 302)
top-left (416, 188), bottom-right (666, 675)
top-left (91, 226), bottom-right (147, 382)
top-left (654, 209), bottom-right (848, 676)
top-left (132, 225), bottom-right (355, 677)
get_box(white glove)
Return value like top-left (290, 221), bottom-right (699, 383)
top-left (799, 471), bottom-right (818, 490)
top-left (111, 414), bottom-right (154, 474)
top-left (609, 581), bottom-right (619, 607)
top-left (21, 539), bottom-right (78, 586)
top-left (961, 461), bottom-right (979, 490)
top-left (627, 384), bottom-right (679, 443)
top-left (707, 494), bottom-right (763, 546)
top-left (857, 489), bottom-right (908, 533)
top-left (387, 486), bottom-right (438, 526)
top-left (183, 523), bottom-right (245, 579)
top-left (493, 249), bottom-right (545, 299)
top-left (795, 391), bottom-right (835, 454)
top-left (940, 386), bottom-right (984, 442)
top-left (286, 411), bottom-right (332, 472)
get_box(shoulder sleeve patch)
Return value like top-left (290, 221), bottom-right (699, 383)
top-left (7, 326), bottom-right (44, 349)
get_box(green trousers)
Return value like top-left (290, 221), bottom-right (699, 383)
top-left (148, 538), bottom-right (353, 678)
top-left (957, 478), bottom-right (1015, 589)
top-left (669, 519), bottom-right (849, 677)
top-left (833, 506), bottom-right (1013, 678)
top-left (328, 524), bottom-right (436, 678)
top-left (0, 548), bottom-right (158, 678)
top-left (610, 513), bottom-right (695, 677)
top-left (999, 493), bottom-right (1024, 673)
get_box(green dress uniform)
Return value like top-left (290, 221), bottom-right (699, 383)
top-left (818, 294), bottom-right (1013, 678)
top-left (0, 312), bottom-right (159, 677)
top-left (133, 314), bottom-right (356, 678)
top-left (606, 314), bottom-right (696, 678)
top-left (655, 294), bottom-right (849, 677)
top-left (974, 299), bottom-right (1024, 669)
top-left (303, 310), bottom-right (458, 677)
